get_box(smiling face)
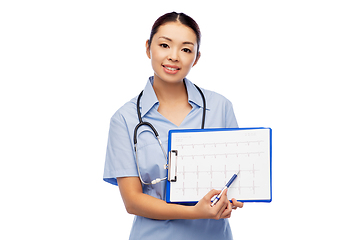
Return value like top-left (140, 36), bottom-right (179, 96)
top-left (146, 21), bottom-right (200, 85)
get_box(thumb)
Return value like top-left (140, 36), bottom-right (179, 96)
top-left (205, 189), bottom-right (221, 201)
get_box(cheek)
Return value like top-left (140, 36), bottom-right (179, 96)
top-left (149, 46), bottom-right (160, 61)
top-left (150, 54), bottom-right (162, 69)
top-left (150, 50), bottom-right (167, 66)
top-left (183, 56), bottom-right (196, 69)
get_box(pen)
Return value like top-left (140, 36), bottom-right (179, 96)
top-left (211, 171), bottom-right (240, 207)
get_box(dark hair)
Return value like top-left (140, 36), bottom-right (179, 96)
top-left (148, 12), bottom-right (201, 58)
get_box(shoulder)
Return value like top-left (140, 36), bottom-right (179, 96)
top-left (110, 96), bottom-right (138, 125)
top-left (201, 88), bottom-right (234, 109)
top-left (196, 86), bottom-right (238, 128)
top-left (185, 78), bottom-right (233, 109)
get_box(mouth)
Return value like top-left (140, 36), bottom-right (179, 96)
top-left (163, 65), bottom-right (180, 70)
top-left (162, 65), bottom-right (180, 74)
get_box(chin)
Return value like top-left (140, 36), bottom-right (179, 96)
top-left (154, 72), bottom-right (187, 84)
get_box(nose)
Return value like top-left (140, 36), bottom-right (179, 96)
top-left (168, 49), bottom-right (179, 62)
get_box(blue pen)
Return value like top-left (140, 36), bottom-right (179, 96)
top-left (211, 171), bottom-right (240, 207)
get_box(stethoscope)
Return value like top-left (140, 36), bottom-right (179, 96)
top-left (134, 84), bottom-right (206, 185)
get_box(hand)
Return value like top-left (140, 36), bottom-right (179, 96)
top-left (230, 198), bottom-right (244, 210)
top-left (219, 196), bottom-right (233, 219)
top-left (193, 189), bottom-right (232, 220)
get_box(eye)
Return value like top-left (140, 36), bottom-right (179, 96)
top-left (182, 48), bottom-right (192, 53)
top-left (160, 43), bottom-right (169, 48)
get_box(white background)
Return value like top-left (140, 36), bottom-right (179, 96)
top-left (1, 0), bottom-right (359, 239)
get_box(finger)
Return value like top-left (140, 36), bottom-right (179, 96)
top-left (215, 189), bottom-right (229, 213)
top-left (205, 189), bottom-right (221, 201)
top-left (221, 199), bottom-right (232, 218)
top-left (221, 211), bottom-right (232, 219)
top-left (231, 198), bottom-right (244, 208)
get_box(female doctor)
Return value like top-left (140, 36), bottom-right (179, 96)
top-left (103, 12), bottom-right (243, 240)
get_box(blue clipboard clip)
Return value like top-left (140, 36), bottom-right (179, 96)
top-left (168, 150), bottom-right (178, 182)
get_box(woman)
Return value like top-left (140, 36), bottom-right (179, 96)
top-left (103, 12), bottom-right (243, 239)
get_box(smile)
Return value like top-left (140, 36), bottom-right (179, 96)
top-left (163, 65), bottom-right (180, 70)
top-left (164, 66), bottom-right (179, 71)
top-left (162, 65), bottom-right (180, 74)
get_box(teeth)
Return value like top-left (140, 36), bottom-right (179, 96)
top-left (164, 66), bottom-right (178, 71)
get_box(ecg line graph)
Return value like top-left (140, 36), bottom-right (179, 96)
top-left (177, 164), bottom-right (259, 179)
top-left (174, 179), bottom-right (260, 196)
top-left (169, 129), bottom-right (271, 201)
top-left (177, 151), bottom-right (265, 159)
top-left (177, 140), bottom-right (264, 149)
top-left (175, 138), bottom-right (266, 159)
top-left (174, 164), bottom-right (260, 196)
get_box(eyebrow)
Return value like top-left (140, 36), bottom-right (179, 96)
top-left (158, 36), bottom-right (194, 46)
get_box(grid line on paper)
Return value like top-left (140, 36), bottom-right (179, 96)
top-left (174, 164), bottom-right (260, 196)
top-left (168, 128), bottom-right (271, 202)
top-left (177, 140), bottom-right (264, 149)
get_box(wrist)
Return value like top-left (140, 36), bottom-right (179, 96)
top-left (187, 205), bottom-right (200, 219)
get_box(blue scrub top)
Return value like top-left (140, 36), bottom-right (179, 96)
top-left (103, 77), bottom-right (238, 240)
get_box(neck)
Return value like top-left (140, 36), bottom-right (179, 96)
top-left (152, 77), bottom-right (188, 104)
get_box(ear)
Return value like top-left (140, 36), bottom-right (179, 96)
top-left (146, 40), bottom-right (151, 59)
top-left (192, 51), bottom-right (201, 67)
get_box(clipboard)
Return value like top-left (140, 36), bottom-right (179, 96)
top-left (166, 127), bottom-right (272, 204)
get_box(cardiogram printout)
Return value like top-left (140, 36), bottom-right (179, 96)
top-left (166, 128), bottom-right (272, 204)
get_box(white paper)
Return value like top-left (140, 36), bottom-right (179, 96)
top-left (168, 128), bottom-right (271, 202)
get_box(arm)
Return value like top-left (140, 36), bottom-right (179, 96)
top-left (117, 177), bottom-right (232, 220)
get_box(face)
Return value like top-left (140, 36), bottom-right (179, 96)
top-left (146, 22), bottom-right (200, 85)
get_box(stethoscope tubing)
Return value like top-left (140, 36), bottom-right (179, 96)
top-left (134, 84), bottom-right (206, 185)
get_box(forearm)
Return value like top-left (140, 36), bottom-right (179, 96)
top-left (118, 177), bottom-right (230, 221)
top-left (125, 192), bottom-right (197, 220)
top-left (118, 177), bottom-right (198, 220)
